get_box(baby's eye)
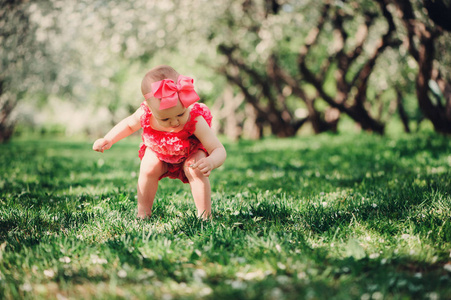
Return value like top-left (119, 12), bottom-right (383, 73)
top-left (178, 112), bottom-right (185, 117)
top-left (162, 118), bottom-right (169, 122)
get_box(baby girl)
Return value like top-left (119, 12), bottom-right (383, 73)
top-left (93, 65), bottom-right (226, 219)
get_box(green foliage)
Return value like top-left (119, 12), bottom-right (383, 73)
top-left (3, 0), bottom-right (451, 139)
top-left (0, 133), bottom-right (450, 299)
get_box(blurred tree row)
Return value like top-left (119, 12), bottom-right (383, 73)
top-left (1, 0), bottom-right (450, 142)
top-left (203, 0), bottom-right (451, 137)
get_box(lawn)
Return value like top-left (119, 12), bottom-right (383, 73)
top-left (0, 132), bottom-right (450, 299)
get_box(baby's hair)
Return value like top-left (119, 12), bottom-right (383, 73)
top-left (141, 65), bottom-right (180, 95)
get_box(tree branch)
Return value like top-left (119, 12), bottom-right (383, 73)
top-left (352, 0), bottom-right (398, 108)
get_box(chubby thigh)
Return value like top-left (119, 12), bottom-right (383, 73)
top-left (139, 148), bottom-right (168, 179)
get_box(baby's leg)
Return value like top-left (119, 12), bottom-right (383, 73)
top-left (184, 151), bottom-right (211, 219)
top-left (137, 149), bottom-right (167, 219)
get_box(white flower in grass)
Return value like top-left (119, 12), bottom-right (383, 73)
top-left (426, 292), bottom-right (439, 300)
top-left (372, 203), bottom-right (377, 208)
top-left (199, 287), bottom-right (212, 297)
top-left (297, 272), bottom-right (307, 280)
top-left (276, 275), bottom-right (290, 284)
top-left (20, 282), bottom-right (32, 292)
top-left (234, 257), bottom-right (246, 264)
top-left (277, 262), bottom-right (286, 270)
top-left (118, 270), bottom-right (127, 278)
top-left (271, 288), bottom-right (283, 299)
top-left (56, 294), bottom-right (68, 300)
top-left (360, 293), bottom-right (371, 300)
top-left (444, 263), bottom-right (451, 272)
top-left (91, 254), bottom-right (108, 265)
top-left (97, 158), bottom-right (104, 167)
top-left (44, 269), bottom-right (55, 278)
top-left (59, 256), bottom-right (71, 264)
top-left (193, 268), bottom-right (207, 282)
top-left (369, 253), bottom-right (380, 259)
top-left (230, 280), bottom-right (246, 290)
top-left (236, 270), bottom-right (266, 281)
top-left (341, 267), bottom-right (350, 273)
top-left (162, 293), bottom-right (173, 300)
top-left (372, 292), bottom-right (383, 300)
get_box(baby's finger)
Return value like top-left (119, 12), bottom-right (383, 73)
top-left (197, 165), bottom-right (210, 175)
top-left (190, 159), bottom-right (201, 169)
top-left (95, 146), bottom-right (104, 153)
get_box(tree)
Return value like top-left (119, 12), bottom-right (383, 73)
top-left (391, 0), bottom-right (451, 134)
top-left (3, 0), bottom-right (450, 141)
top-left (0, 0), bottom-right (57, 142)
top-left (194, 0), bottom-right (451, 137)
top-left (296, 0), bottom-right (401, 134)
top-left (200, 0), bottom-right (405, 137)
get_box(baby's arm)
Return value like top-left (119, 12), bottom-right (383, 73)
top-left (93, 107), bottom-right (143, 153)
top-left (191, 117), bottom-right (227, 176)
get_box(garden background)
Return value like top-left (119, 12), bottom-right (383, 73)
top-left (1, 0), bottom-right (450, 299)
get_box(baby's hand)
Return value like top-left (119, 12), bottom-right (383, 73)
top-left (92, 138), bottom-right (112, 153)
top-left (191, 158), bottom-right (214, 177)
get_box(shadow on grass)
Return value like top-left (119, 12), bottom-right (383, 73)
top-left (297, 181), bottom-right (450, 243)
top-left (222, 133), bottom-right (451, 194)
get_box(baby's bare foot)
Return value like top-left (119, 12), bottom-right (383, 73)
top-left (136, 213), bottom-right (152, 220)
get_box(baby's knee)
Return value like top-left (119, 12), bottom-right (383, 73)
top-left (184, 164), bottom-right (204, 181)
top-left (140, 160), bottom-right (166, 178)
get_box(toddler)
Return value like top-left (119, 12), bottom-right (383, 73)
top-left (93, 65), bottom-right (227, 219)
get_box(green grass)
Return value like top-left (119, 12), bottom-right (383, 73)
top-left (0, 132), bottom-right (450, 299)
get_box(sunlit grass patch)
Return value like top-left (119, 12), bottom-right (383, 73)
top-left (1, 133), bottom-right (450, 299)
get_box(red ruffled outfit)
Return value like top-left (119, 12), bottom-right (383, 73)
top-left (139, 102), bottom-right (213, 183)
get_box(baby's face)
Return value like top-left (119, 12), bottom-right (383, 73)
top-left (149, 99), bottom-right (190, 132)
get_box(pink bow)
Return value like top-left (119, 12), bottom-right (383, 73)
top-left (144, 75), bottom-right (200, 110)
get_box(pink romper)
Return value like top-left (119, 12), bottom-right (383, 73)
top-left (138, 102), bottom-right (213, 183)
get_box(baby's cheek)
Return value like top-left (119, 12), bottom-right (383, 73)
top-left (180, 119), bottom-right (189, 127)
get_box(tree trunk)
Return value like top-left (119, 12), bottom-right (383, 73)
top-left (396, 90), bottom-right (411, 133)
top-left (416, 35), bottom-right (451, 133)
top-left (394, 0), bottom-right (451, 134)
top-left (0, 81), bottom-right (18, 143)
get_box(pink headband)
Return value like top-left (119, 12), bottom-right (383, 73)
top-left (143, 75), bottom-right (200, 110)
